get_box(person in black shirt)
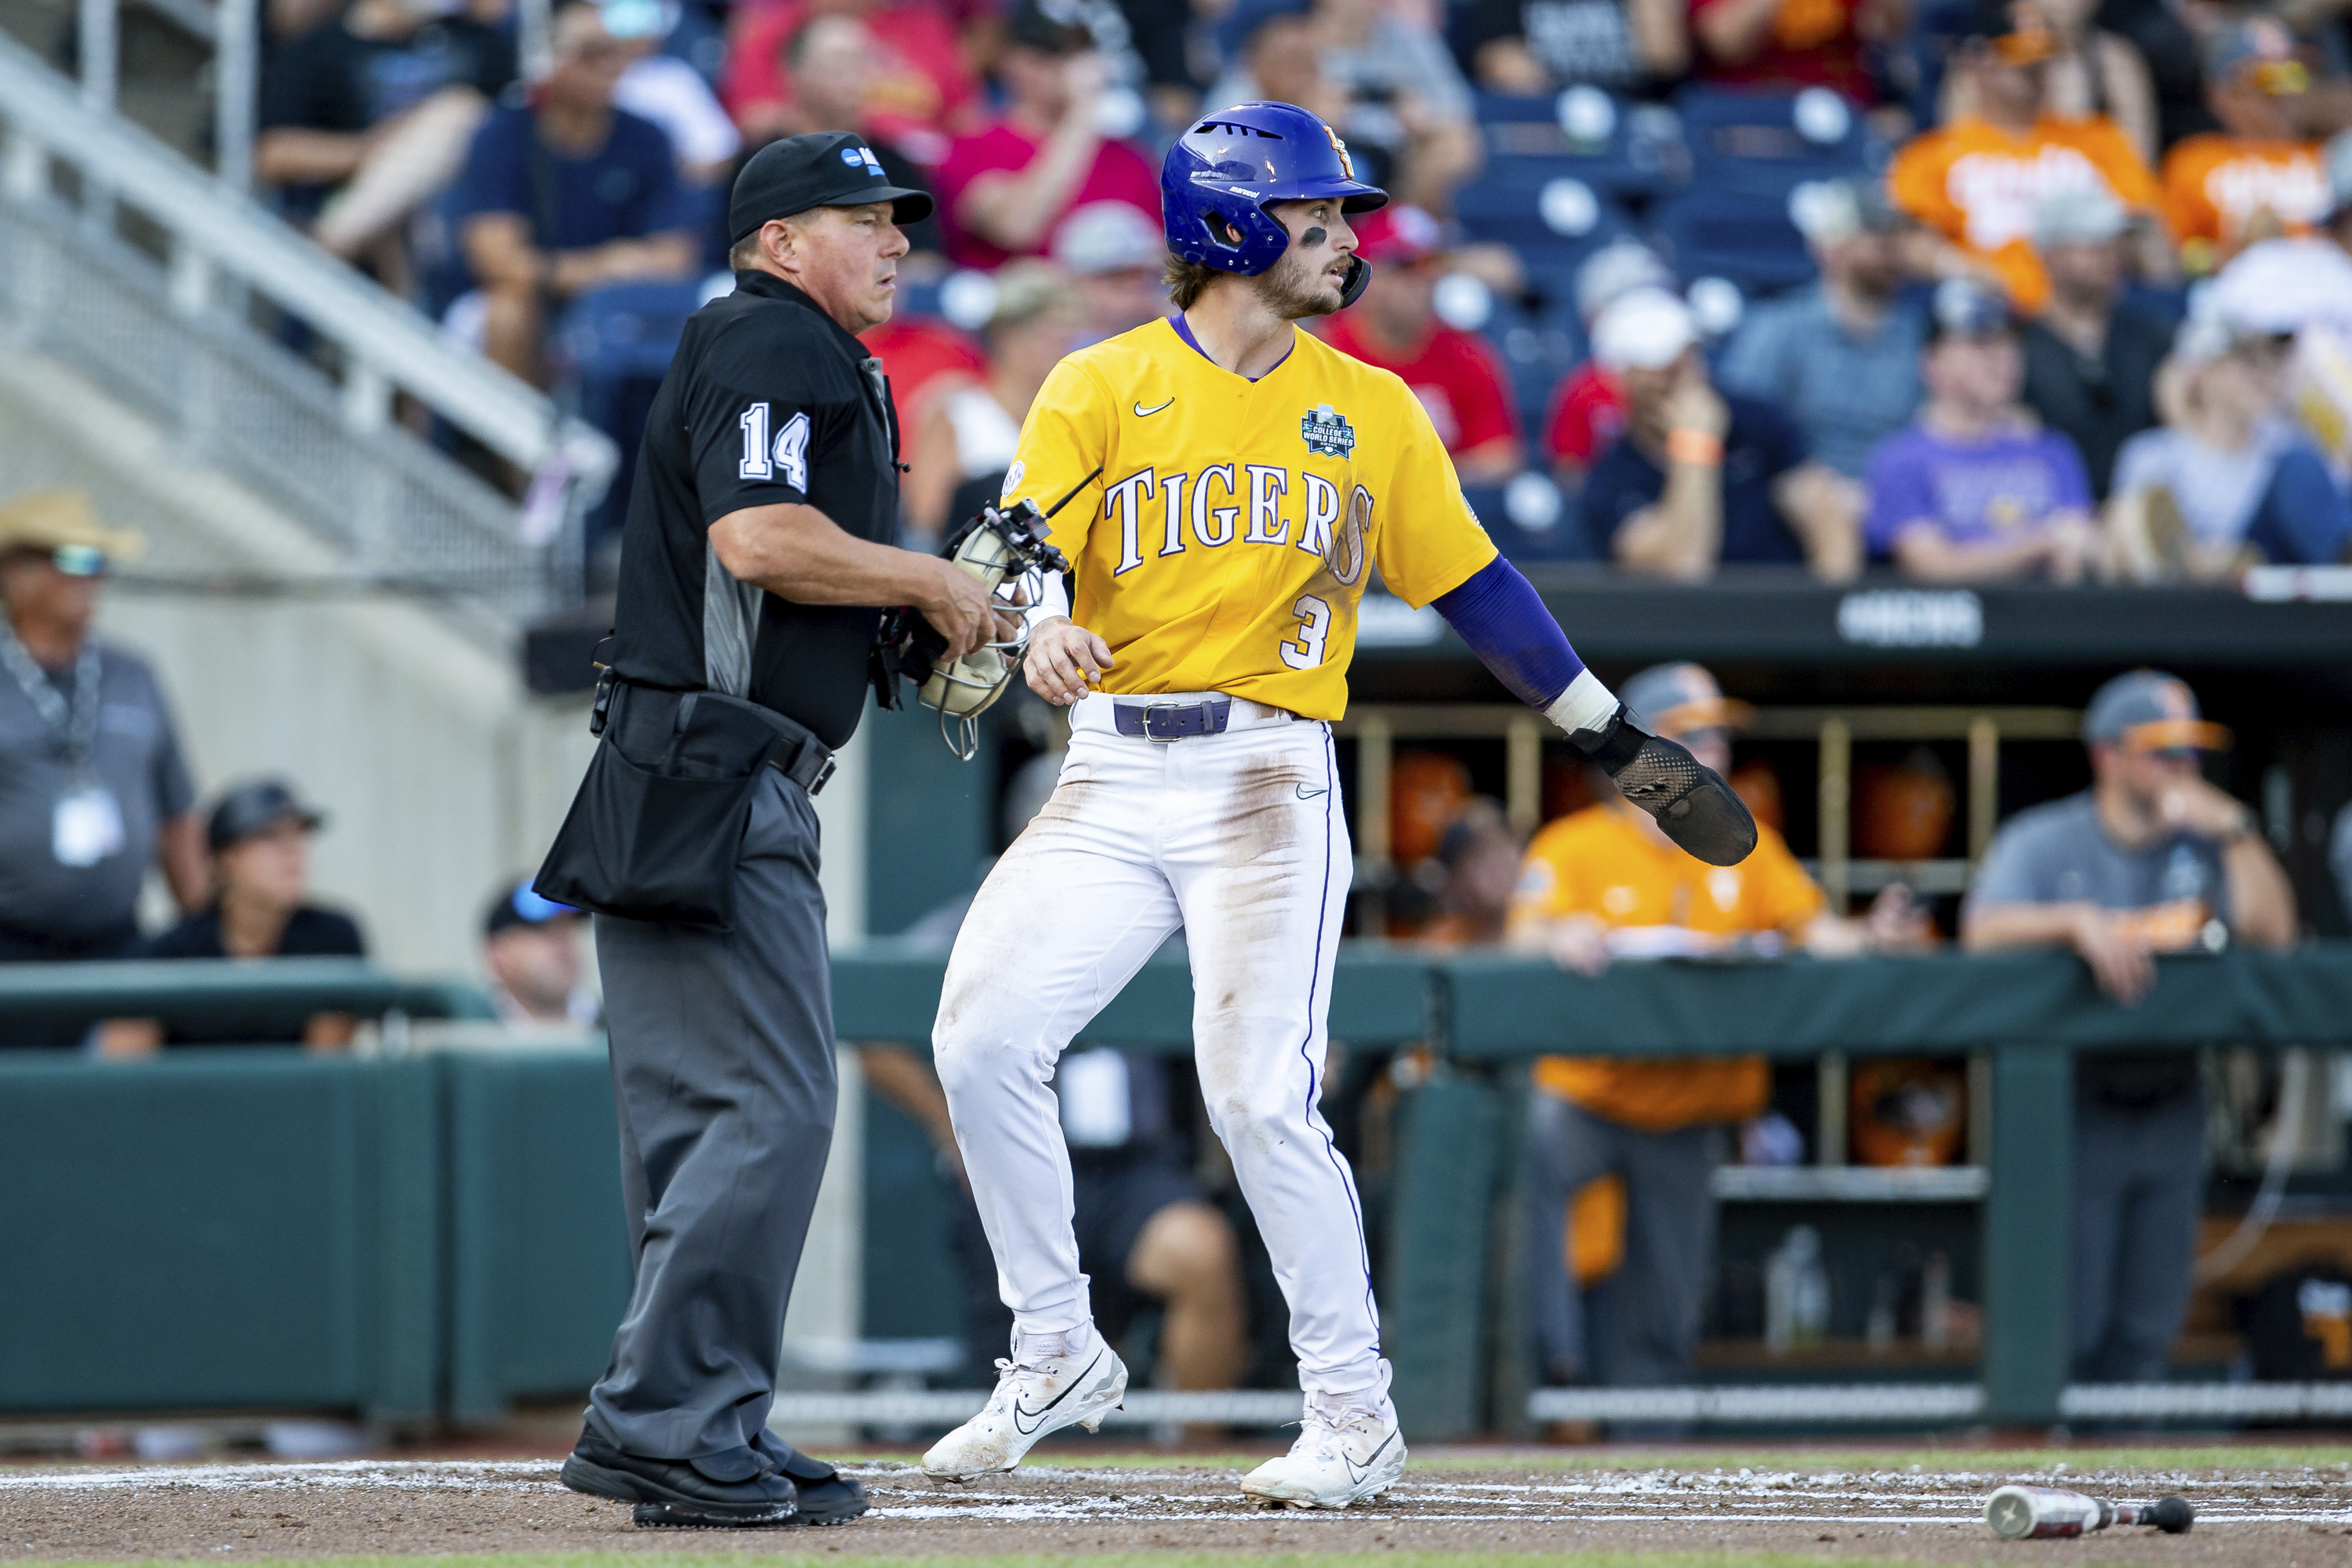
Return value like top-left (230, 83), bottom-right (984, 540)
top-left (546, 131), bottom-right (1009, 1530)
top-left (256, 0), bottom-right (517, 276)
top-left (99, 780), bottom-right (366, 1055)
top-left (1450, 0), bottom-right (1689, 94)
top-left (2020, 191), bottom-right (2171, 499)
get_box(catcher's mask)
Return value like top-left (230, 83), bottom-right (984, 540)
top-left (875, 497), bottom-right (1070, 759)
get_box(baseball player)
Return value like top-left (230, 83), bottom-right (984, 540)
top-left (922, 101), bottom-right (1755, 1509)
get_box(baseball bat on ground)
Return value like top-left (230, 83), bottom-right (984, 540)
top-left (1984, 1484), bottom-right (2194, 1539)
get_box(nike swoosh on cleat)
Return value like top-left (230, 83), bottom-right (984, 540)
top-left (1134, 397), bottom-right (1175, 416)
top-left (1343, 1429), bottom-right (1398, 1486)
top-left (1011, 1349), bottom-right (1105, 1436)
top-left (1295, 784), bottom-right (1329, 799)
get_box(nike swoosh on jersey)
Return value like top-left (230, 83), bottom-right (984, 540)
top-left (1011, 1348), bottom-right (1106, 1435)
top-left (1344, 1428), bottom-right (1399, 1485)
top-left (1295, 783), bottom-right (1330, 800)
top-left (1134, 397), bottom-right (1175, 416)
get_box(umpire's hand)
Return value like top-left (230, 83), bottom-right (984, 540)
top-left (915, 557), bottom-right (1022, 659)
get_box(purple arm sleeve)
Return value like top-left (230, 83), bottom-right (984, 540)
top-left (1430, 556), bottom-right (1588, 710)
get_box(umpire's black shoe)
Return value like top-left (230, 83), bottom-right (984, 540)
top-left (560, 1427), bottom-right (797, 1527)
top-left (753, 1428), bottom-right (870, 1526)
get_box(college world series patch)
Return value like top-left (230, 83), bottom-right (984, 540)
top-left (1301, 405), bottom-right (1356, 459)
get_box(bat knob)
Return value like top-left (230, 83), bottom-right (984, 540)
top-left (2150, 1496), bottom-right (2193, 1534)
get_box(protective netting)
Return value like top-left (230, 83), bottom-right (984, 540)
top-left (0, 198), bottom-right (570, 620)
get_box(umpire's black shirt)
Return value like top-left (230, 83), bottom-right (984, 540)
top-left (607, 269), bottom-right (899, 749)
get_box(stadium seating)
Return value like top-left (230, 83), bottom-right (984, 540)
top-left (1675, 84), bottom-right (1878, 197)
top-left (1460, 475), bottom-right (1597, 563)
top-left (1472, 86), bottom-right (1689, 200)
top-left (1454, 167), bottom-right (1639, 302)
top-left (1652, 187), bottom-right (1817, 302)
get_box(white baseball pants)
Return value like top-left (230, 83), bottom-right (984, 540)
top-left (932, 693), bottom-right (1385, 1395)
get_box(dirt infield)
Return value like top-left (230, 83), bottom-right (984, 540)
top-left (5, 1450), bottom-right (2352, 1566)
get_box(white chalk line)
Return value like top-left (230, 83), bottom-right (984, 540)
top-left (0, 1457), bottom-right (2345, 1530)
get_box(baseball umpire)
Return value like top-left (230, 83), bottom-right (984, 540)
top-left (534, 131), bottom-right (1015, 1529)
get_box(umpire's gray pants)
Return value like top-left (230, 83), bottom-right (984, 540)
top-left (587, 769), bottom-right (836, 1461)
top-left (2071, 1089), bottom-right (2206, 1384)
top-left (1527, 1093), bottom-right (1722, 1388)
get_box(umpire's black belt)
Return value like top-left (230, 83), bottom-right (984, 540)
top-left (607, 681), bottom-right (836, 797)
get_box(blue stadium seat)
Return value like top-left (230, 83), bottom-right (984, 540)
top-left (1454, 168), bottom-right (1637, 301)
top-left (554, 279), bottom-right (705, 383)
top-left (1653, 188), bottom-right (1817, 300)
top-left (1474, 87), bottom-right (1688, 199)
top-left (1483, 300), bottom-right (1588, 444)
top-left (1460, 475), bottom-right (1597, 563)
top-left (552, 279), bottom-right (708, 553)
top-left (1674, 84), bottom-right (1877, 196)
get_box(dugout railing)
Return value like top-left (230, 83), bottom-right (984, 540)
top-left (4, 948), bottom-right (2351, 1436)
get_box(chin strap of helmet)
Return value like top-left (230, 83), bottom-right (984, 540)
top-left (1338, 256), bottom-right (1371, 309)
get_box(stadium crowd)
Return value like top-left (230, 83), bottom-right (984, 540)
top-left (223, 0), bottom-right (2352, 583)
top-left (13, 0), bottom-right (2352, 1418)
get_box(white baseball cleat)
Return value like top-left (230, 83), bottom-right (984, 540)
top-left (1241, 1386), bottom-right (1407, 1509)
top-left (920, 1324), bottom-right (1128, 1482)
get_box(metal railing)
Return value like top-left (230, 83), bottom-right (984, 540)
top-left (0, 31), bottom-right (614, 619)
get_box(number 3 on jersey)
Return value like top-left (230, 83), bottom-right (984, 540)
top-left (739, 402), bottom-right (811, 489)
top-left (1280, 595), bottom-right (1331, 670)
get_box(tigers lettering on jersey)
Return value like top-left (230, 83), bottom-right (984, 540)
top-left (1099, 465), bottom-right (1371, 580)
top-left (1002, 317), bottom-right (1496, 720)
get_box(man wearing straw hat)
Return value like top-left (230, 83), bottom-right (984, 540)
top-left (0, 488), bottom-right (205, 981)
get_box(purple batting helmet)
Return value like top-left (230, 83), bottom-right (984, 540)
top-left (1160, 101), bottom-right (1388, 303)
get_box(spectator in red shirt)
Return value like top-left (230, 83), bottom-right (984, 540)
top-left (931, 0), bottom-right (1159, 270)
top-left (1319, 205), bottom-right (1523, 479)
top-left (747, 12), bottom-right (947, 261)
top-left (862, 314), bottom-right (988, 501)
top-left (1689, 0), bottom-right (1902, 102)
top-left (1542, 240), bottom-right (1674, 482)
top-left (722, 0), bottom-right (977, 159)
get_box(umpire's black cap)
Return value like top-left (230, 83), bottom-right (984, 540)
top-left (729, 132), bottom-right (933, 244)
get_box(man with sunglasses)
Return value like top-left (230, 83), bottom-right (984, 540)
top-left (0, 490), bottom-right (205, 996)
top-left (1963, 670), bottom-right (2296, 1385)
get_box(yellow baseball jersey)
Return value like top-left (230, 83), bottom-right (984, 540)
top-left (1001, 316), bottom-right (1498, 720)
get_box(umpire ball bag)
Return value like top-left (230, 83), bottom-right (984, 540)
top-left (533, 680), bottom-right (818, 931)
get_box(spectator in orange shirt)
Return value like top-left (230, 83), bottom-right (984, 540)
top-left (1319, 205), bottom-right (1524, 480)
top-left (2162, 19), bottom-right (2328, 276)
top-left (1508, 662), bottom-right (1919, 1388)
top-left (1886, 2), bottom-right (2162, 314)
top-left (1689, 0), bottom-right (1904, 103)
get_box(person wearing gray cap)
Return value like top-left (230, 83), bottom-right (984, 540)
top-left (1051, 199), bottom-right (1171, 343)
top-left (2018, 188), bottom-right (2172, 497)
top-left (1963, 670), bottom-right (2295, 1386)
top-left (1719, 176), bottom-right (1926, 479)
top-left (537, 128), bottom-right (1007, 1528)
top-left (1867, 278), bottom-right (2103, 581)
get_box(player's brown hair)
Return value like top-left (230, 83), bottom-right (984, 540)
top-left (1163, 252), bottom-right (1220, 311)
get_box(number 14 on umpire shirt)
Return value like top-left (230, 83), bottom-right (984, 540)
top-left (604, 269), bottom-right (901, 750)
top-left (1005, 317), bottom-right (1497, 722)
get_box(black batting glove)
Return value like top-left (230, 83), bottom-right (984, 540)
top-left (1566, 704), bottom-right (1758, 867)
